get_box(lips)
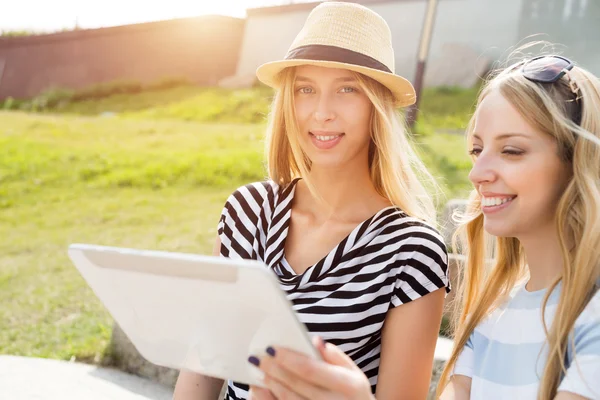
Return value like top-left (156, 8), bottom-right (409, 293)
top-left (309, 131), bottom-right (344, 150)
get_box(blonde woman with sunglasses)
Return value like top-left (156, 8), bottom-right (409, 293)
top-left (437, 54), bottom-right (600, 400)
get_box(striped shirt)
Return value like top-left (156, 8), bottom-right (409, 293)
top-left (453, 282), bottom-right (600, 399)
top-left (217, 179), bottom-right (450, 400)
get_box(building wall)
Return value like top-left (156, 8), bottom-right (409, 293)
top-left (233, 0), bottom-right (599, 87)
top-left (234, 0), bottom-right (524, 86)
top-left (235, 9), bottom-right (311, 84)
top-left (3, 0), bottom-right (597, 99)
top-left (517, 0), bottom-right (600, 75)
top-left (0, 15), bottom-right (245, 99)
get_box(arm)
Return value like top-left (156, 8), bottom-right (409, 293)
top-left (173, 373), bottom-right (224, 400)
top-left (439, 375), bottom-right (472, 400)
top-left (172, 236), bottom-right (225, 400)
top-left (375, 288), bottom-right (446, 400)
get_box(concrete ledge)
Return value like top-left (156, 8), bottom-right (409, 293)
top-left (108, 324), bottom-right (452, 399)
top-left (108, 323), bottom-right (179, 388)
top-left (0, 355), bottom-right (173, 400)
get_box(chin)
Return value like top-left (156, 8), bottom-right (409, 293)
top-left (483, 220), bottom-right (518, 239)
top-left (309, 155), bottom-right (347, 168)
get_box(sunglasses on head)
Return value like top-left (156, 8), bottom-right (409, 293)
top-left (510, 55), bottom-right (580, 95)
top-left (521, 55), bottom-right (574, 82)
top-left (510, 55), bottom-right (582, 123)
top-left (525, 56), bottom-right (581, 96)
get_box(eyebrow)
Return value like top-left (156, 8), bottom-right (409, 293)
top-left (472, 132), bottom-right (531, 141)
top-left (295, 76), bottom-right (358, 83)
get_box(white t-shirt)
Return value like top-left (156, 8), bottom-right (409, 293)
top-left (453, 282), bottom-right (600, 399)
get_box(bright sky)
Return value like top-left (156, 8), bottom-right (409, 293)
top-left (1, 0), bottom-right (300, 32)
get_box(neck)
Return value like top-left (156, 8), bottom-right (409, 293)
top-left (519, 226), bottom-right (564, 292)
top-left (305, 156), bottom-right (388, 221)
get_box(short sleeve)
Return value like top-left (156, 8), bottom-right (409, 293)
top-left (452, 333), bottom-right (475, 378)
top-left (216, 182), bottom-right (273, 260)
top-left (390, 224), bottom-right (450, 308)
top-left (558, 291), bottom-right (600, 399)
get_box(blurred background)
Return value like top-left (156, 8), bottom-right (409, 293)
top-left (1, 0), bottom-right (598, 396)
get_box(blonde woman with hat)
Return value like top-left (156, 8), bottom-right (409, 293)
top-left (173, 2), bottom-right (450, 400)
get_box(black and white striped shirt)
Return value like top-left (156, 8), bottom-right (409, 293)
top-left (217, 179), bottom-right (450, 400)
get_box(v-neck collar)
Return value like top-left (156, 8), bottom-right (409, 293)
top-left (264, 178), bottom-right (399, 287)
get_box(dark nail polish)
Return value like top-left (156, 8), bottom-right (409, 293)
top-left (315, 336), bottom-right (326, 351)
top-left (248, 356), bottom-right (260, 366)
top-left (266, 346), bottom-right (276, 357)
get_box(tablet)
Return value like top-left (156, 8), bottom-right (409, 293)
top-left (67, 243), bottom-right (319, 387)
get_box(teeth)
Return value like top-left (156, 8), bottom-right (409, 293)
top-left (482, 196), bottom-right (513, 207)
top-left (315, 135), bottom-right (339, 141)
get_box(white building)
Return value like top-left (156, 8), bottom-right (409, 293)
top-left (223, 0), bottom-right (600, 88)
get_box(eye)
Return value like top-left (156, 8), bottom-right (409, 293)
top-left (297, 87), bottom-right (314, 94)
top-left (340, 86), bottom-right (357, 93)
top-left (468, 148), bottom-right (482, 157)
top-left (502, 148), bottom-right (525, 156)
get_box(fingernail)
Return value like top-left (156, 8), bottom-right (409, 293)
top-left (315, 336), bottom-right (326, 350)
top-left (248, 356), bottom-right (260, 366)
top-left (266, 346), bottom-right (276, 357)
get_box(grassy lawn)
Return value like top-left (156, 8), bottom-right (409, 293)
top-left (0, 84), bottom-right (475, 365)
top-left (0, 186), bottom-right (230, 363)
top-left (1, 111), bottom-right (265, 362)
top-left (53, 86), bottom-right (275, 124)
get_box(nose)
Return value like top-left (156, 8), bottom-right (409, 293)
top-left (468, 152), bottom-right (497, 187)
top-left (313, 93), bottom-right (336, 123)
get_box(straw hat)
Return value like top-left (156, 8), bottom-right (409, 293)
top-left (256, 1), bottom-right (416, 108)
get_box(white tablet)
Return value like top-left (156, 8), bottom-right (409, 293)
top-left (67, 243), bottom-right (319, 387)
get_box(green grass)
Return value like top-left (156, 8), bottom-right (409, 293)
top-left (0, 112), bottom-right (266, 202)
top-left (0, 186), bottom-right (231, 363)
top-left (0, 84), bottom-right (475, 364)
top-left (0, 111), bottom-right (267, 362)
top-left (416, 132), bottom-right (473, 200)
top-left (42, 86), bottom-right (275, 124)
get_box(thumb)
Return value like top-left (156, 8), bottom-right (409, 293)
top-left (312, 336), bottom-right (358, 370)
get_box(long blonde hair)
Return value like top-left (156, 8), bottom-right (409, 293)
top-left (264, 66), bottom-right (439, 223)
top-left (437, 56), bottom-right (600, 398)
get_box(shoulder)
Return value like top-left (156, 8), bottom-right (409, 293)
top-left (224, 181), bottom-right (279, 206)
top-left (220, 180), bottom-right (281, 214)
top-left (380, 209), bottom-right (450, 296)
top-left (381, 209), bottom-right (448, 261)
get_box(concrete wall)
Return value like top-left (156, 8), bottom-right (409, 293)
top-left (231, 0), bottom-right (600, 88)
top-left (5, 0), bottom-right (597, 98)
top-left (516, 0), bottom-right (600, 76)
top-left (233, 9), bottom-right (312, 85)
top-left (423, 0), bottom-right (524, 86)
top-left (0, 16), bottom-right (245, 100)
